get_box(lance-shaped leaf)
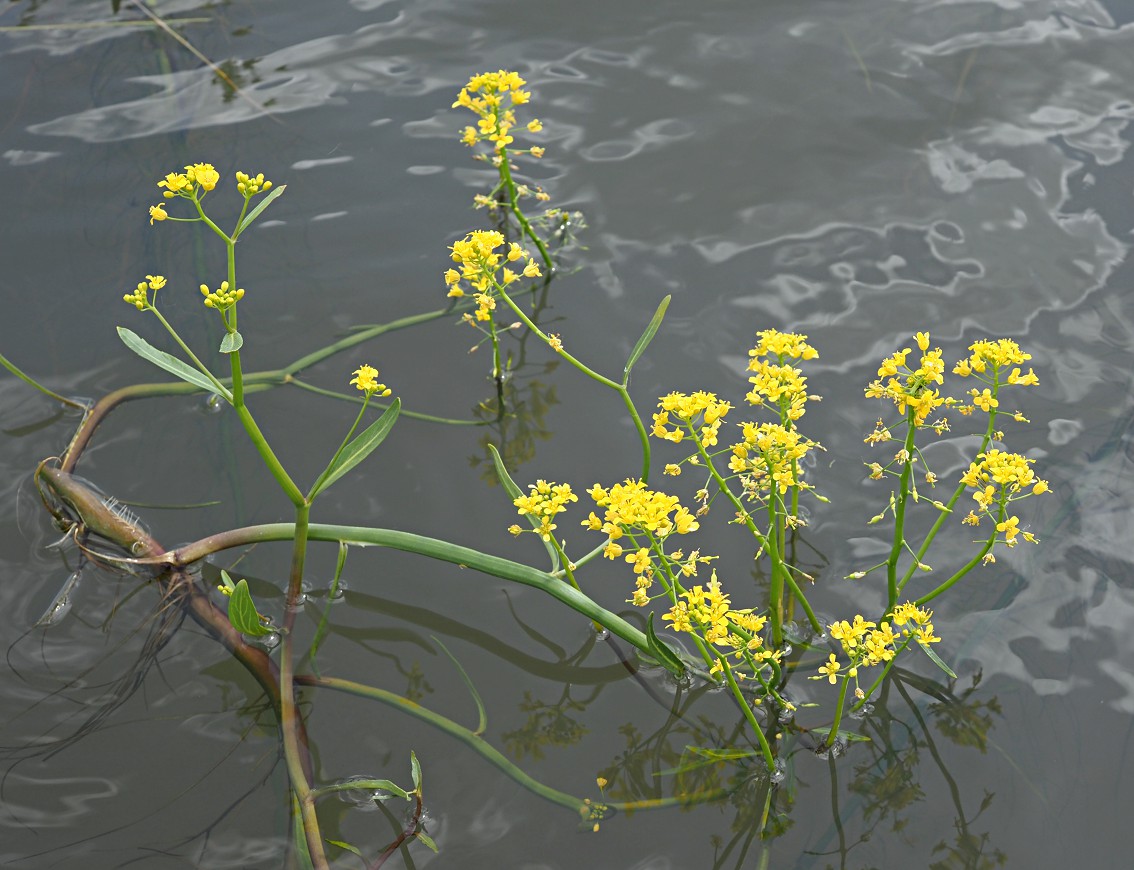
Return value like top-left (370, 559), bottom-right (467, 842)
top-left (117, 327), bottom-right (231, 401)
top-left (918, 640), bottom-right (957, 679)
top-left (645, 611), bottom-right (686, 678)
top-left (410, 750), bottom-right (422, 792)
top-left (235, 184), bottom-right (287, 236)
top-left (309, 399), bottom-right (400, 500)
top-left (623, 294), bottom-right (670, 381)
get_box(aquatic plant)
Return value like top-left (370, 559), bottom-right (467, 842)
top-left (0, 70), bottom-right (1048, 866)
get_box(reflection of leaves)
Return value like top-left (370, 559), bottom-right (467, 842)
top-left (404, 662), bottom-right (434, 705)
top-left (930, 823), bottom-right (1007, 869)
top-left (210, 57), bottom-right (262, 104)
top-left (502, 690), bottom-right (587, 761)
top-left (850, 748), bottom-right (925, 823)
top-left (931, 695), bottom-right (1001, 753)
top-left (470, 376), bottom-right (559, 483)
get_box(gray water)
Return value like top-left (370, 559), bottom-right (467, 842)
top-left (2, 0), bottom-right (1133, 867)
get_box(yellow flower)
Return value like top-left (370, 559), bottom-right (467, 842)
top-left (148, 203), bottom-right (168, 224)
top-left (530, 146), bottom-right (545, 158)
top-left (626, 548), bottom-right (652, 574)
top-left (184, 162), bottom-right (220, 191)
top-left (350, 364), bottom-right (391, 397)
top-left (157, 171), bottom-right (192, 198)
top-left (818, 654), bottom-right (841, 684)
top-left (915, 331), bottom-right (930, 352)
top-left (527, 119), bottom-right (543, 132)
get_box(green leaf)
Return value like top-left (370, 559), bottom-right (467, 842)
top-left (326, 840), bottom-right (363, 858)
top-left (623, 294), bottom-right (670, 380)
top-left (291, 793), bottom-right (316, 870)
top-left (918, 641), bottom-right (957, 679)
top-left (235, 183), bottom-right (286, 235)
top-left (810, 726), bottom-right (872, 743)
top-left (225, 577), bottom-right (274, 637)
top-left (117, 327), bottom-right (231, 401)
top-left (433, 635), bottom-right (487, 736)
top-left (410, 750), bottom-right (422, 792)
top-left (416, 831), bottom-right (439, 853)
top-left (488, 443), bottom-right (558, 572)
top-left (487, 443), bottom-right (524, 501)
top-left (367, 779), bottom-right (410, 801)
top-left (645, 611), bottom-right (686, 678)
top-left (219, 331), bottom-right (243, 353)
top-left (309, 399), bottom-right (400, 500)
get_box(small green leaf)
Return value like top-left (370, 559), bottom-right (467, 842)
top-left (918, 641), bottom-right (957, 679)
top-left (226, 578), bottom-right (274, 637)
top-left (367, 779), bottom-right (410, 801)
top-left (433, 635), bottom-right (487, 736)
top-left (810, 726), bottom-right (872, 743)
top-left (416, 832), bottom-right (439, 853)
top-left (410, 751), bottom-right (422, 792)
top-left (487, 443), bottom-right (524, 501)
top-left (623, 294), bottom-right (670, 380)
top-left (235, 184), bottom-right (286, 235)
top-left (219, 331), bottom-right (243, 353)
top-left (309, 399), bottom-right (400, 500)
top-left (488, 443), bottom-right (558, 572)
top-left (118, 327), bottom-right (231, 400)
top-left (645, 612), bottom-right (686, 678)
top-left (326, 840), bottom-right (363, 858)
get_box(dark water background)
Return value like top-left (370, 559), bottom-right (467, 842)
top-left (2, 0), bottom-right (1134, 867)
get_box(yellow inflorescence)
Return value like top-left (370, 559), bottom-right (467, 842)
top-left (445, 230), bottom-right (541, 322)
top-left (864, 331), bottom-right (952, 426)
top-left (452, 70), bottom-right (541, 155)
top-left (959, 449), bottom-right (1047, 547)
top-left (819, 603), bottom-right (940, 685)
top-left (123, 274), bottom-right (166, 310)
top-left (728, 421), bottom-right (815, 496)
top-left (746, 329), bottom-right (820, 421)
top-left (200, 280), bottom-right (244, 310)
top-left (235, 170), bottom-right (272, 196)
top-left (349, 365), bottom-right (391, 397)
top-left (663, 571), bottom-right (777, 678)
top-left (651, 391), bottom-right (732, 447)
top-left (513, 480), bottom-right (579, 542)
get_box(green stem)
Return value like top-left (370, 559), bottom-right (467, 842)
top-left (233, 404), bottom-right (305, 507)
top-left (0, 352), bottom-right (88, 410)
top-left (826, 675), bottom-right (852, 748)
top-left (913, 530), bottom-right (997, 608)
top-left (497, 147), bottom-right (553, 270)
top-left (165, 522), bottom-right (655, 656)
top-left (722, 659), bottom-right (775, 773)
top-left (886, 413), bottom-right (919, 610)
top-left (496, 284), bottom-right (652, 481)
top-left (148, 307), bottom-right (231, 398)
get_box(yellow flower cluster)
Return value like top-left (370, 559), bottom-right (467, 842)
top-left (746, 329), bottom-right (819, 421)
top-left (663, 572), bottom-right (776, 678)
top-left (582, 480), bottom-right (700, 540)
top-left (959, 449), bottom-right (1047, 545)
top-left (122, 274), bottom-right (166, 310)
top-left (157, 162), bottom-right (221, 199)
top-left (818, 604), bottom-right (940, 684)
top-left (453, 70), bottom-right (541, 155)
top-left (727, 421), bottom-right (814, 495)
top-left (235, 170), bottom-right (272, 196)
top-left (512, 480), bottom-right (579, 542)
top-left (200, 280), bottom-right (244, 310)
top-left (952, 338), bottom-right (1038, 415)
top-left (864, 331), bottom-right (951, 426)
top-left (444, 230), bottom-right (541, 321)
top-left (349, 365), bottom-right (391, 397)
top-left (651, 391), bottom-right (732, 447)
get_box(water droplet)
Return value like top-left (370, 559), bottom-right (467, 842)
top-left (328, 583), bottom-right (346, 601)
top-left (200, 393), bottom-right (225, 415)
top-left (769, 758), bottom-right (787, 784)
top-left (261, 632), bottom-right (281, 650)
